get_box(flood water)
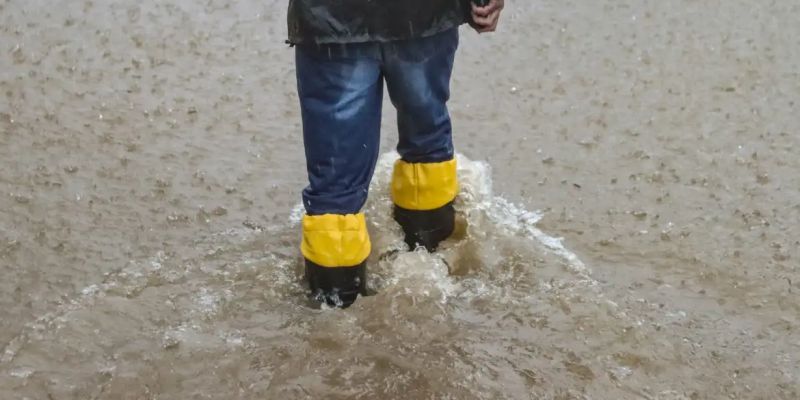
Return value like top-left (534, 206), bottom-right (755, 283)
top-left (1, 0), bottom-right (799, 398)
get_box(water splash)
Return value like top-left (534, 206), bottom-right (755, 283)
top-left (362, 152), bottom-right (596, 299)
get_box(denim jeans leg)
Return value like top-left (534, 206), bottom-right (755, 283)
top-left (381, 28), bottom-right (459, 164)
top-left (295, 43), bottom-right (384, 216)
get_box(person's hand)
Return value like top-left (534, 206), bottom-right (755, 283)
top-left (470, 0), bottom-right (505, 33)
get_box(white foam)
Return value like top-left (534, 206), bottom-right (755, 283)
top-left (9, 367), bottom-right (35, 379)
top-left (452, 153), bottom-right (592, 280)
top-left (289, 202), bottom-right (305, 226)
top-left (393, 152), bottom-right (591, 280)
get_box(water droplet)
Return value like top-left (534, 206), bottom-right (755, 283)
top-left (632, 210), bottom-right (648, 219)
top-left (9, 367), bottom-right (35, 379)
top-left (12, 194), bottom-right (31, 204)
top-left (211, 206), bottom-right (228, 216)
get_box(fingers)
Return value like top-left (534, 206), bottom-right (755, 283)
top-left (471, 11), bottom-right (499, 27)
top-left (471, 0), bottom-right (503, 33)
top-left (471, 10), bottom-right (501, 32)
top-left (472, 0), bottom-right (504, 17)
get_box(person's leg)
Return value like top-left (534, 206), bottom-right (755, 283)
top-left (381, 28), bottom-right (460, 251)
top-left (295, 43), bottom-right (383, 307)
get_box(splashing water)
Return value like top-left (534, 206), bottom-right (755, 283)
top-left (3, 152), bottom-right (794, 399)
top-left (1, 152), bottom-right (622, 399)
top-left (3, 0), bottom-right (799, 397)
top-left (287, 152), bottom-right (597, 305)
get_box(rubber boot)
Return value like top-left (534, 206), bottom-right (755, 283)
top-left (391, 158), bottom-right (458, 252)
top-left (306, 259), bottom-right (367, 308)
top-left (393, 202), bottom-right (455, 251)
top-left (301, 213), bottom-right (371, 308)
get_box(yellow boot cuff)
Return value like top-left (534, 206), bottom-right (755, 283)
top-left (301, 213), bottom-right (371, 268)
top-left (391, 158), bottom-right (458, 211)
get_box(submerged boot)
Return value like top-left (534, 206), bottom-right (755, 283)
top-left (306, 259), bottom-right (366, 308)
top-left (393, 202), bottom-right (455, 251)
top-left (391, 158), bottom-right (458, 251)
top-left (302, 213), bottom-right (371, 308)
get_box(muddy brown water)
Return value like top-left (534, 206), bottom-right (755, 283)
top-left (1, 0), bottom-right (799, 399)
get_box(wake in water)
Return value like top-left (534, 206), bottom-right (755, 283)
top-left (3, 152), bottom-right (639, 399)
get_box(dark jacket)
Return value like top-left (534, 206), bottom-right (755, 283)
top-left (287, 0), bottom-right (471, 44)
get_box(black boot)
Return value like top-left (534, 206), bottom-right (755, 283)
top-left (306, 259), bottom-right (367, 308)
top-left (393, 201), bottom-right (455, 252)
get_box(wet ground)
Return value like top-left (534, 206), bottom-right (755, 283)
top-left (1, 0), bottom-right (799, 398)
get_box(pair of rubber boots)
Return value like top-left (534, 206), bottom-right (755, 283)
top-left (303, 159), bottom-right (458, 308)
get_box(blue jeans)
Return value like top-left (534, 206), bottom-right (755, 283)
top-left (295, 28), bottom-right (459, 216)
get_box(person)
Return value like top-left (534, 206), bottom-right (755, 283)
top-left (288, 0), bottom-right (505, 308)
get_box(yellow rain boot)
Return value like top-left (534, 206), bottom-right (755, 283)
top-left (302, 213), bottom-right (370, 308)
top-left (391, 158), bottom-right (458, 251)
